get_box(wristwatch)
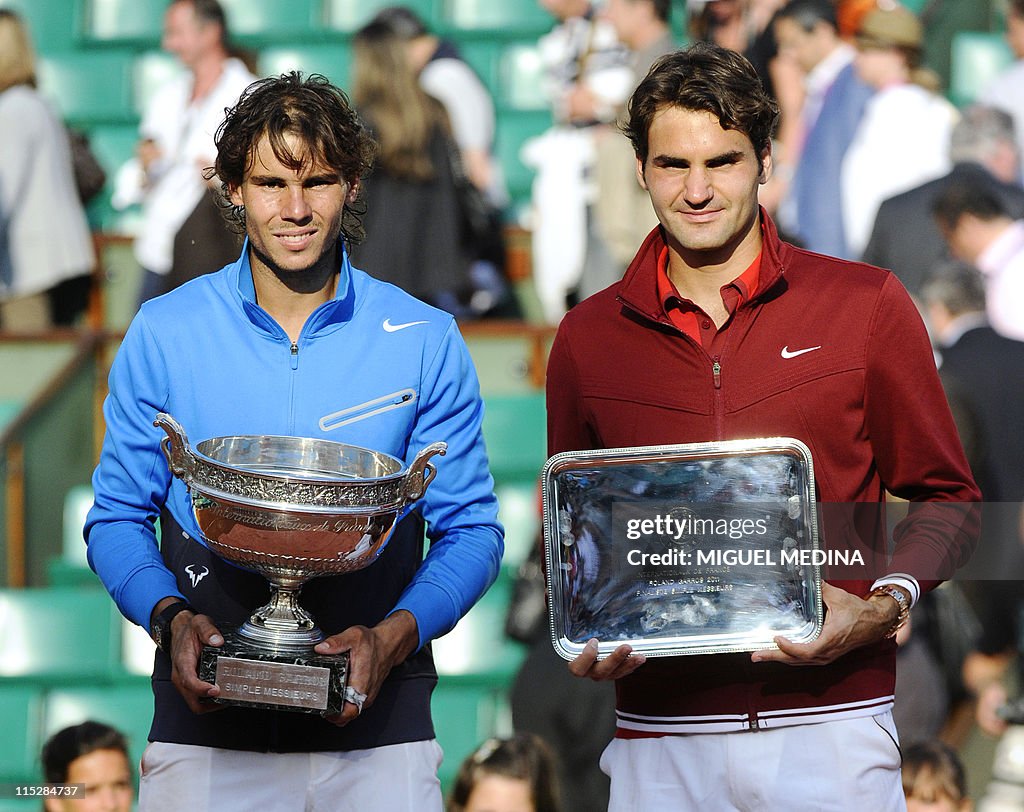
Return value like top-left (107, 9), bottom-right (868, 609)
top-left (150, 601), bottom-right (195, 652)
top-left (870, 584), bottom-right (911, 639)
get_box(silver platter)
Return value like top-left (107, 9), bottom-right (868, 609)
top-left (542, 438), bottom-right (823, 659)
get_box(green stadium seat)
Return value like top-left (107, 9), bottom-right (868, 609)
top-left (455, 38), bottom-right (502, 98)
top-left (433, 573), bottom-right (526, 683)
top-left (0, 399), bottom-right (21, 433)
top-left (132, 51), bottom-right (186, 117)
top-left (0, 684), bottom-right (43, 784)
top-left (81, 0), bottom-right (164, 44)
top-left (431, 683), bottom-right (507, 791)
top-left (494, 110), bottom-right (553, 209)
top-left (37, 51), bottom-right (134, 126)
top-left (46, 485), bottom-right (99, 587)
top-left (323, 0), bottom-right (435, 32)
top-left (260, 45), bottom-right (352, 90)
top-left (0, 0), bottom-right (78, 52)
top-left (80, 123), bottom-right (140, 233)
top-left (495, 480), bottom-right (540, 571)
top-left (0, 801), bottom-right (40, 811)
top-left (0, 587), bottom-right (122, 683)
top-left (442, 0), bottom-right (553, 36)
top-left (481, 393), bottom-right (547, 482)
top-left (950, 31), bottom-right (1014, 107)
top-left (42, 681), bottom-right (154, 772)
top-left (499, 42), bottom-right (548, 111)
top-left (220, 0), bottom-right (318, 41)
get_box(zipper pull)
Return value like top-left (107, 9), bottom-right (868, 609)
top-left (712, 357), bottom-right (722, 389)
top-left (290, 341), bottom-right (299, 370)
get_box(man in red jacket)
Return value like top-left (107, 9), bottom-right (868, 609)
top-left (547, 42), bottom-right (980, 810)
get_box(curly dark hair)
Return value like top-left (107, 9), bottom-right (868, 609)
top-left (212, 72), bottom-right (377, 246)
top-left (624, 42), bottom-right (779, 167)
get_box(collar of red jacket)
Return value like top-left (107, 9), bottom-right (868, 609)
top-left (617, 207), bottom-right (790, 323)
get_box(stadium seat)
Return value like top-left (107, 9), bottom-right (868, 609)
top-left (431, 683), bottom-right (507, 791)
top-left (949, 31), bottom-right (1014, 107)
top-left (455, 38), bottom-right (502, 98)
top-left (323, 0), bottom-right (434, 32)
top-left (42, 681), bottom-right (154, 772)
top-left (0, 0), bottom-right (77, 52)
top-left (37, 51), bottom-right (134, 126)
top-left (219, 0), bottom-right (318, 41)
top-left (0, 684), bottom-right (43, 784)
top-left (79, 123), bottom-right (140, 233)
top-left (80, 0), bottom-right (164, 44)
top-left (0, 587), bottom-right (123, 683)
top-left (481, 393), bottom-right (547, 482)
top-left (433, 573), bottom-right (526, 683)
top-left (495, 480), bottom-right (540, 571)
top-left (47, 485), bottom-right (99, 587)
top-left (260, 45), bottom-right (352, 90)
top-left (494, 110), bottom-right (553, 211)
top-left (442, 0), bottom-right (554, 36)
top-left (0, 399), bottom-right (21, 433)
top-left (499, 42), bottom-right (549, 111)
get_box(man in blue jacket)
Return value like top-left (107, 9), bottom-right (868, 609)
top-left (85, 72), bottom-right (503, 811)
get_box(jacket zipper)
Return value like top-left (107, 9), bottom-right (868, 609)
top-left (319, 389), bottom-right (418, 431)
top-left (712, 355), bottom-right (725, 439)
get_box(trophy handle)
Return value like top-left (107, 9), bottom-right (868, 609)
top-left (404, 442), bottom-right (447, 502)
top-left (154, 412), bottom-right (196, 481)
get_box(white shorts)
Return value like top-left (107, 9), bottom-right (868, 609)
top-left (599, 712), bottom-right (907, 812)
top-left (138, 739), bottom-right (444, 812)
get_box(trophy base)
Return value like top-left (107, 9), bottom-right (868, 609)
top-left (199, 631), bottom-right (348, 715)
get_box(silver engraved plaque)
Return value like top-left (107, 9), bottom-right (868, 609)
top-left (542, 438), bottom-right (823, 659)
top-left (215, 657), bottom-right (331, 711)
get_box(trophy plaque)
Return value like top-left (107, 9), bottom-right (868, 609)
top-left (155, 413), bottom-right (446, 715)
top-left (542, 438), bottom-right (823, 660)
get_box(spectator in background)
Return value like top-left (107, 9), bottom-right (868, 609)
top-left (842, 4), bottom-right (958, 260)
top-left (773, 0), bottom-right (873, 257)
top-left (522, 0), bottom-right (633, 322)
top-left (349, 22), bottom-right (473, 314)
top-left (592, 0), bottom-right (676, 275)
top-left (863, 105), bottom-right (1024, 299)
top-left (901, 741), bottom-right (973, 812)
top-left (980, 0), bottom-right (1024, 168)
top-left (0, 9), bottom-right (94, 331)
top-left (370, 6), bottom-right (517, 319)
top-left (448, 734), bottom-right (561, 812)
top-left (41, 721), bottom-right (134, 812)
top-left (370, 6), bottom-right (505, 207)
top-left (113, 0), bottom-right (255, 306)
top-left (933, 182), bottom-right (1024, 341)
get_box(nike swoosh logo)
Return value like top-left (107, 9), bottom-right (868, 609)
top-left (781, 345), bottom-right (822, 359)
top-left (382, 318), bottom-right (428, 333)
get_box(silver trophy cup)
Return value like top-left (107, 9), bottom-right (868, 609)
top-left (155, 413), bottom-right (446, 714)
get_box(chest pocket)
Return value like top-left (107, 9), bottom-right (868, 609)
top-left (319, 388), bottom-right (417, 432)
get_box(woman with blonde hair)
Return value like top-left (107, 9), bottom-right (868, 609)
top-left (0, 10), bottom-right (94, 329)
top-left (349, 21), bottom-right (472, 315)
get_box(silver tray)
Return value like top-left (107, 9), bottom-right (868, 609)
top-left (542, 438), bottom-right (823, 659)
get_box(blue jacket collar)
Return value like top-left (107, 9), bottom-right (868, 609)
top-left (231, 238), bottom-right (358, 336)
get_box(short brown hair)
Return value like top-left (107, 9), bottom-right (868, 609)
top-left (624, 42), bottom-right (779, 166)
top-left (213, 72), bottom-right (377, 245)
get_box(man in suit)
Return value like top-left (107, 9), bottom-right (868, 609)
top-left (862, 104), bottom-right (1024, 298)
top-left (921, 260), bottom-right (1024, 575)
